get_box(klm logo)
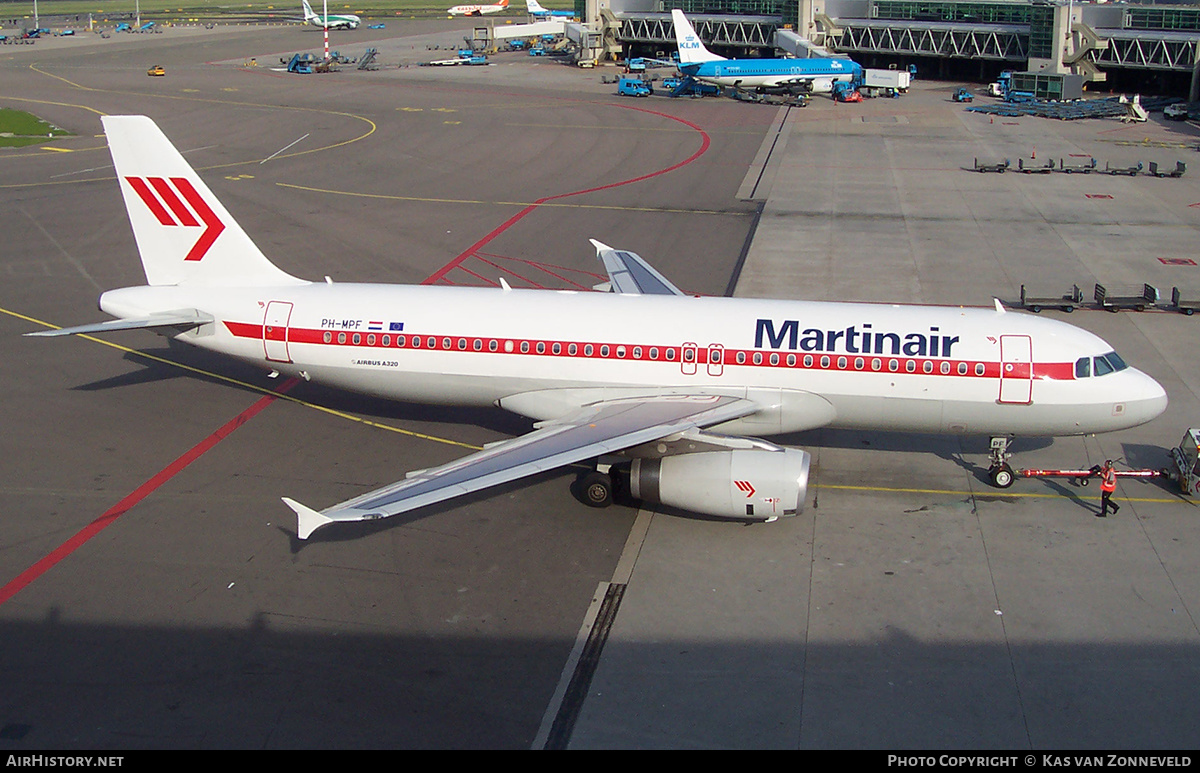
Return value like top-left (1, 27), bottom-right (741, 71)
top-left (681, 37), bottom-right (702, 50)
top-left (755, 319), bottom-right (960, 358)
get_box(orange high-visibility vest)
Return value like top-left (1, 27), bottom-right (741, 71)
top-left (1101, 468), bottom-right (1116, 493)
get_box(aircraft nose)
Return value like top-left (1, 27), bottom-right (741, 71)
top-left (1126, 369), bottom-right (1168, 426)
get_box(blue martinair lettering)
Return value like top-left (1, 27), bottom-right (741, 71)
top-left (754, 319), bottom-right (959, 357)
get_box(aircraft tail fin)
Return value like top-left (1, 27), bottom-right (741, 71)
top-left (498, 0), bottom-right (509, 7)
top-left (102, 115), bottom-right (305, 288)
top-left (672, 9), bottom-right (724, 64)
top-left (301, 0), bottom-right (317, 20)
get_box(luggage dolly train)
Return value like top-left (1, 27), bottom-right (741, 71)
top-left (1018, 428), bottom-right (1200, 496)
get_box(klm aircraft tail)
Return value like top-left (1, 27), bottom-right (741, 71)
top-left (102, 115), bottom-right (305, 288)
top-left (672, 9), bottom-right (725, 65)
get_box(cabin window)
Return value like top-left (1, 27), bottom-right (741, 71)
top-left (820, 355), bottom-right (830, 369)
top-left (520, 341), bottom-right (529, 353)
top-left (618, 346), bottom-right (627, 358)
top-left (489, 340), bottom-right (498, 352)
top-left (975, 363), bottom-right (985, 376)
top-left (753, 352), bottom-right (763, 365)
top-left (650, 347), bottom-right (659, 360)
top-left (872, 358), bottom-right (882, 371)
top-left (666, 348), bottom-right (676, 361)
top-left (923, 361), bottom-right (933, 374)
top-left (382, 335), bottom-right (391, 347)
top-left (427, 336), bottom-right (436, 349)
top-left (536, 342), bottom-right (546, 354)
top-left (352, 333), bottom-right (362, 345)
top-left (323, 331), bottom-right (332, 344)
top-left (837, 356), bottom-right (847, 370)
top-left (584, 344), bottom-right (593, 356)
top-left (888, 359), bottom-right (899, 372)
top-left (957, 362), bottom-right (968, 375)
top-left (552, 342), bottom-right (562, 355)
top-left (568, 343), bottom-right (578, 356)
top-left (473, 339), bottom-right (482, 351)
top-left (855, 357), bottom-right (865, 370)
top-left (633, 347), bottom-right (642, 359)
top-left (804, 355), bottom-right (814, 368)
top-left (601, 345), bottom-right (610, 357)
top-left (786, 354), bottom-right (796, 367)
top-left (441, 337), bottom-right (451, 349)
top-left (940, 361), bottom-right (950, 375)
top-left (736, 351), bottom-right (746, 365)
top-left (367, 334), bottom-right (376, 346)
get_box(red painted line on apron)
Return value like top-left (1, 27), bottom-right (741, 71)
top-left (0, 378), bottom-right (299, 607)
top-left (422, 105), bottom-right (712, 285)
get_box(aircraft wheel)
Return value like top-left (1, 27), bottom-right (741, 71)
top-left (990, 464), bottom-right (1016, 488)
top-left (577, 471), bottom-right (613, 508)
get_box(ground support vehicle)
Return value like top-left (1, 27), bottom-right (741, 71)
top-left (1094, 283), bottom-right (1158, 312)
top-left (1020, 284), bottom-right (1082, 313)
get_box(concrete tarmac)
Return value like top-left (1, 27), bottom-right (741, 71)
top-left (2, 21), bottom-right (1199, 750)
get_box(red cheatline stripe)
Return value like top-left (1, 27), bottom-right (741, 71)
top-left (0, 378), bottom-right (299, 608)
top-left (422, 105), bottom-right (711, 286)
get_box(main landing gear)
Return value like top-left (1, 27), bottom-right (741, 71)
top-left (988, 436), bottom-right (1016, 488)
top-left (574, 457), bottom-right (620, 508)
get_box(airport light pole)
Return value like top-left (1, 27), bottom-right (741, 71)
top-left (322, 0), bottom-right (329, 59)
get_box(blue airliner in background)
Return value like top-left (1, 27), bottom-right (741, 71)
top-left (672, 9), bottom-right (861, 94)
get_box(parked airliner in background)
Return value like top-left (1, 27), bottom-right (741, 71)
top-left (448, 0), bottom-right (508, 16)
top-left (525, 0), bottom-right (575, 17)
top-left (301, 0), bottom-right (361, 29)
top-left (31, 116), bottom-right (1167, 540)
top-left (672, 9), bottom-right (861, 94)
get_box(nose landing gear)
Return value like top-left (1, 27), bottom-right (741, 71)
top-left (988, 436), bottom-right (1016, 488)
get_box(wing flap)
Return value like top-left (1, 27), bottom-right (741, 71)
top-left (285, 394), bottom-right (757, 539)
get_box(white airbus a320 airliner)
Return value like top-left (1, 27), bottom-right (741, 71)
top-left (31, 117), bottom-right (1167, 539)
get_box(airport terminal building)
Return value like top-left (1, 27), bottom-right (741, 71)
top-left (564, 0), bottom-right (1200, 96)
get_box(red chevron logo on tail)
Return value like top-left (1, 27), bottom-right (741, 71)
top-left (125, 176), bottom-right (225, 262)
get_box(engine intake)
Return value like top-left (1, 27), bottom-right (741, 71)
top-left (629, 448), bottom-right (811, 520)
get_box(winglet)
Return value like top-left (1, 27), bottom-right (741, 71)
top-left (282, 497), bottom-right (333, 540)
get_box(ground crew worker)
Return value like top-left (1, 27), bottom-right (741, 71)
top-left (1098, 460), bottom-right (1119, 517)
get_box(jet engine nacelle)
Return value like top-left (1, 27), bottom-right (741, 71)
top-left (629, 448), bottom-right (811, 520)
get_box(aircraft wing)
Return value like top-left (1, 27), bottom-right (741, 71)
top-left (591, 239), bottom-right (687, 296)
top-left (284, 393), bottom-right (757, 539)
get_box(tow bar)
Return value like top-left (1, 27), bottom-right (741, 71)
top-left (1019, 465), bottom-right (1168, 486)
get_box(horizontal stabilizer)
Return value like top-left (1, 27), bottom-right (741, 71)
top-left (25, 309), bottom-right (213, 337)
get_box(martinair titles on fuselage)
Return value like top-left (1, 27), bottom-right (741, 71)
top-left (755, 318), bottom-right (960, 358)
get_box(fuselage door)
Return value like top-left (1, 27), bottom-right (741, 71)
top-left (681, 342), bottom-right (698, 375)
top-left (707, 343), bottom-right (725, 377)
top-left (263, 300), bottom-right (294, 364)
top-left (998, 334), bottom-right (1032, 404)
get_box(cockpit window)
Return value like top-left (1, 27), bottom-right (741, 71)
top-left (1076, 352), bottom-right (1129, 378)
top-left (1092, 352), bottom-right (1128, 377)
